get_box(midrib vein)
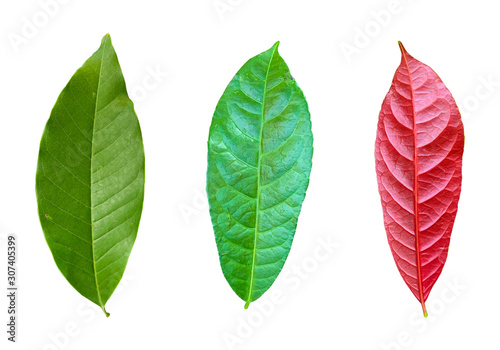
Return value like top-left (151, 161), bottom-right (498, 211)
top-left (400, 43), bottom-right (427, 317)
top-left (245, 47), bottom-right (277, 309)
top-left (90, 38), bottom-right (109, 316)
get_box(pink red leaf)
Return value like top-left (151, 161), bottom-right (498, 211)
top-left (375, 42), bottom-right (464, 316)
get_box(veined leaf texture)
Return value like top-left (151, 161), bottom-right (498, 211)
top-left (207, 42), bottom-right (313, 308)
top-left (375, 42), bottom-right (464, 316)
top-left (35, 34), bottom-right (145, 316)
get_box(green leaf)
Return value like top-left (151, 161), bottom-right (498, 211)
top-left (207, 42), bottom-right (313, 308)
top-left (35, 34), bottom-right (145, 316)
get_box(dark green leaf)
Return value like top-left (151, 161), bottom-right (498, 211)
top-left (35, 34), bottom-right (145, 316)
top-left (207, 42), bottom-right (313, 308)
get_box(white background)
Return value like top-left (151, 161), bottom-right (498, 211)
top-left (0, 0), bottom-right (499, 349)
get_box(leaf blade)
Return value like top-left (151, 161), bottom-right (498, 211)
top-left (375, 42), bottom-right (464, 316)
top-left (207, 43), bottom-right (313, 307)
top-left (36, 34), bottom-right (145, 316)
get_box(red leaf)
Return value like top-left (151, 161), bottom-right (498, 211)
top-left (375, 42), bottom-right (464, 316)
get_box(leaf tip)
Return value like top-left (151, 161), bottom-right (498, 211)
top-left (272, 41), bottom-right (280, 50)
top-left (398, 41), bottom-right (407, 55)
top-left (102, 33), bottom-right (112, 45)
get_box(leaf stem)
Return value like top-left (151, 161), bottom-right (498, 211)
top-left (102, 305), bottom-right (110, 317)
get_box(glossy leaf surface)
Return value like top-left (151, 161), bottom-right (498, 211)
top-left (375, 42), bottom-right (464, 316)
top-left (36, 34), bottom-right (145, 316)
top-left (207, 42), bottom-right (313, 308)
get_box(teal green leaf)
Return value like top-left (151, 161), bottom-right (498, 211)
top-left (207, 42), bottom-right (313, 308)
top-left (35, 34), bottom-right (145, 316)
